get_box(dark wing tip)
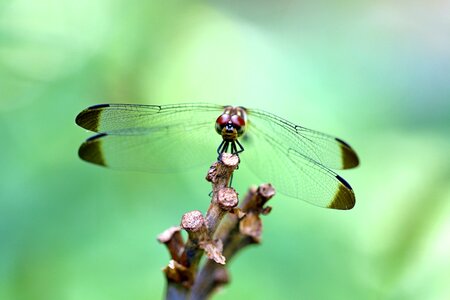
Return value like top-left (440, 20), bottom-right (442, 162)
top-left (88, 104), bottom-right (110, 109)
top-left (328, 175), bottom-right (355, 210)
top-left (78, 133), bottom-right (107, 167)
top-left (335, 138), bottom-right (360, 169)
top-left (75, 104), bottom-right (109, 132)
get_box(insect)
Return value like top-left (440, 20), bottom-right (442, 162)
top-left (76, 103), bottom-right (359, 210)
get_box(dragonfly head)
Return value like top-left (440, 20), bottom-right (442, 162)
top-left (215, 107), bottom-right (247, 141)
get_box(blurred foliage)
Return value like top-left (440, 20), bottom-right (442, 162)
top-left (1, 1), bottom-right (449, 299)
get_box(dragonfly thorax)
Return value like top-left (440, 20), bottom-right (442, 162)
top-left (215, 106), bottom-right (248, 141)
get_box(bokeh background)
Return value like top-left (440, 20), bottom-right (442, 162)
top-left (1, 1), bottom-right (449, 299)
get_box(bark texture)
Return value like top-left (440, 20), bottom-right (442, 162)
top-left (158, 153), bottom-right (276, 300)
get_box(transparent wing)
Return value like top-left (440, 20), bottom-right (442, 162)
top-left (239, 110), bottom-right (357, 209)
top-left (246, 108), bottom-right (359, 170)
top-left (76, 103), bottom-right (224, 133)
top-left (76, 103), bottom-right (224, 172)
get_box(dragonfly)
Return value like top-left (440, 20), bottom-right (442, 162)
top-left (76, 103), bottom-right (359, 210)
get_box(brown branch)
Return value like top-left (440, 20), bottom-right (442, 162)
top-left (180, 211), bottom-right (209, 272)
top-left (159, 153), bottom-right (276, 300)
top-left (157, 226), bottom-right (184, 262)
top-left (163, 260), bottom-right (191, 299)
top-left (205, 187), bottom-right (239, 236)
top-left (190, 184), bottom-right (275, 299)
top-left (204, 153), bottom-right (239, 234)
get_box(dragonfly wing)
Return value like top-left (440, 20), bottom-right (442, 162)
top-left (240, 120), bottom-right (355, 209)
top-left (76, 103), bottom-right (224, 133)
top-left (246, 108), bottom-right (359, 170)
top-left (76, 103), bottom-right (224, 172)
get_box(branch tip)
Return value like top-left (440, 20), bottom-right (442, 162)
top-left (258, 183), bottom-right (276, 199)
top-left (181, 210), bottom-right (205, 232)
top-left (216, 187), bottom-right (238, 210)
top-left (220, 153), bottom-right (240, 167)
top-left (157, 226), bottom-right (184, 262)
top-left (242, 183), bottom-right (276, 213)
top-left (157, 226), bottom-right (182, 243)
top-left (180, 211), bottom-right (209, 272)
top-left (206, 153), bottom-right (239, 186)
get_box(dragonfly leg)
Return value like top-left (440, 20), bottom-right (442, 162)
top-left (216, 140), bottom-right (239, 186)
top-left (228, 139), bottom-right (244, 161)
top-left (217, 139), bottom-right (244, 163)
top-left (217, 140), bottom-right (226, 160)
top-left (217, 140), bottom-right (230, 161)
top-left (225, 141), bottom-right (230, 153)
top-left (235, 139), bottom-right (245, 154)
top-left (230, 141), bottom-right (237, 154)
top-left (217, 140), bottom-right (225, 155)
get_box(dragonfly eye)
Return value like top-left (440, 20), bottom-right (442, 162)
top-left (215, 114), bottom-right (231, 135)
top-left (231, 115), bottom-right (246, 136)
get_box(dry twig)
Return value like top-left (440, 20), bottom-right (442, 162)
top-left (158, 153), bottom-right (276, 300)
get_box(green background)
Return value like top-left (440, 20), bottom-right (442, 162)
top-left (1, 1), bottom-right (449, 299)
